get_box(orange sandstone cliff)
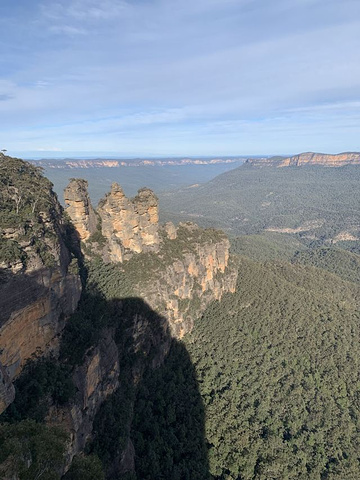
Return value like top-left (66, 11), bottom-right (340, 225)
top-left (0, 155), bottom-right (82, 415)
top-left (64, 179), bottom-right (237, 337)
top-left (245, 152), bottom-right (360, 167)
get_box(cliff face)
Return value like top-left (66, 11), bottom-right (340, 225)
top-left (31, 157), bottom-right (242, 169)
top-left (246, 152), bottom-right (360, 167)
top-left (0, 269), bottom-right (81, 381)
top-left (280, 152), bottom-right (360, 167)
top-left (45, 297), bottom-right (171, 474)
top-left (0, 155), bottom-right (82, 414)
top-left (0, 160), bottom-right (237, 477)
top-left (64, 179), bottom-right (237, 337)
top-left (46, 328), bottom-right (120, 463)
top-left (123, 223), bottom-right (238, 338)
top-left (97, 183), bottom-right (160, 262)
top-left (64, 179), bottom-right (98, 242)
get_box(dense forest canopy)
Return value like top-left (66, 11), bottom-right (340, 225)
top-left (159, 165), bottom-right (360, 245)
top-left (185, 256), bottom-right (360, 479)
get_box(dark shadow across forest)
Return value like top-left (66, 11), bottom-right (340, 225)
top-left (0, 264), bottom-right (211, 479)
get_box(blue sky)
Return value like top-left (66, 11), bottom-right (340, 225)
top-left (0, 0), bottom-right (359, 158)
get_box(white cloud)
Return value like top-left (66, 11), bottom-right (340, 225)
top-left (0, 0), bottom-right (359, 155)
top-left (48, 24), bottom-right (87, 36)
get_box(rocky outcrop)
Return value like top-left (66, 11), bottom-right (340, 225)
top-left (64, 179), bottom-right (98, 242)
top-left (63, 175), bottom-right (237, 337)
top-left (245, 152), bottom-right (360, 168)
top-left (280, 152), bottom-right (360, 167)
top-left (97, 183), bottom-right (160, 262)
top-left (0, 269), bottom-right (81, 384)
top-left (46, 329), bottom-right (120, 464)
top-left (64, 181), bottom-right (161, 263)
top-left (163, 221), bottom-right (177, 240)
top-left (0, 155), bottom-right (82, 414)
top-left (124, 223), bottom-right (238, 338)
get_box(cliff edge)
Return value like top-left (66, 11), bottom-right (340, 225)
top-left (245, 151), bottom-right (360, 167)
top-left (0, 154), bottom-right (82, 414)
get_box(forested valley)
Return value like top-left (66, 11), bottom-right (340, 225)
top-left (0, 157), bottom-right (359, 479)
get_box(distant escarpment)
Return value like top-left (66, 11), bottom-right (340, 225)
top-left (0, 154), bottom-right (82, 414)
top-left (65, 178), bottom-right (237, 337)
top-left (31, 157), bottom-right (243, 169)
top-left (245, 151), bottom-right (360, 167)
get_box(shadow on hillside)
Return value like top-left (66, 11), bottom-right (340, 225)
top-left (72, 295), bottom-right (211, 480)
top-left (0, 265), bottom-right (211, 479)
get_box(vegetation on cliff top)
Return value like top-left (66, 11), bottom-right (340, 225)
top-left (0, 154), bottom-right (62, 268)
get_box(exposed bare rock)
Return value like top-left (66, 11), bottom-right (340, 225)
top-left (280, 152), bottom-right (360, 167)
top-left (0, 155), bottom-right (82, 414)
top-left (64, 179), bottom-right (98, 241)
top-left (246, 152), bottom-right (360, 168)
top-left (0, 269), bottom-right (81, 388)
top-left (124, 223), bottom-right (238, 338)
top-left (46, 329), bottom-right (120, 465)
top-left (163, 221), bottom-right (177, 239)
top-left (97, 183), bottom-right (160, 262)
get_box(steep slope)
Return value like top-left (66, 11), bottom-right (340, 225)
top-left (245, 151), bottom-right (360, 167)
top-left (64, 179), bottom-right (238, 336)
top-left (0, 154), bottom-right (81, 415)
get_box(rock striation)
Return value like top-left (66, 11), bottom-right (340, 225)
top-left (0, 155), bottom-right (82, 414)
top-left (124, 222), bottom-right (238, 337)
top-left (64, 179), bottom-right (98, 241)
top-left (0, 269), bottom-right (81, 383)
top-left (97, 183), bottom-right (160, 262)
top-left (46, 329), bottom-right (120, 464)
top-left (64, 180), bottom-right (161, 262)
top-left (245, 152), bottom-right (360, 168)
top-left (64, 178), bottom-right (238, 337)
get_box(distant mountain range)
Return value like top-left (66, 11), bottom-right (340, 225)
top-left (29, 152), bottom-right (360, 169)
top-left (245, 151), bottom-right (360, 167)
top-left (30, 157), bottom-right (247, 169)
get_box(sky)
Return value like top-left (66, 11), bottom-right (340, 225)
top-left (0, 0), bottom-right (359, 158)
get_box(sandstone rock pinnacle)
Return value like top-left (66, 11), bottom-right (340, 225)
top-left (64, 179), bottom-right (98, 241)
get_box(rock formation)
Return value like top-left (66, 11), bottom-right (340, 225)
top-left (245, 151), bottom-right (360, 167)
top-left (123, 222), bottom-right (238, 337)
top-left (63, 179), bottom-right (238, 337)
top-left (46, 329), bottom-right (120, 462)
top-left (64, 180), bottom-right (161, 263)
top-left (0, 155), bottom-right (82, 414)
top-left (64, 179), bottom-right (98, 241)
top-left (97, 183), bottom-right (160, 262)
top-left (163, 221), bottom-right (177, 239)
